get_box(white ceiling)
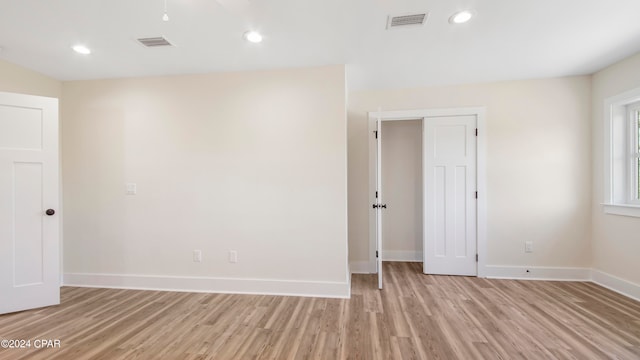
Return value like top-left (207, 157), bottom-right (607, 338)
top-left (1, 0), bottom-right (639, 90)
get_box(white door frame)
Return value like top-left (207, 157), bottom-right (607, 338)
top-left (367, 107), bottom-right (487, 277)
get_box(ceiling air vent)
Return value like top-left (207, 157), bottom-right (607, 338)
top-left (137, 37), bottom-right (173, 47)
top-left (387, 13), bottom-right (428, 29)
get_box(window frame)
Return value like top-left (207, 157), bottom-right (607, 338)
top-left (629, 102), bottom-right (640, 205)
top-left (603, 88), bottom-right (640, 217)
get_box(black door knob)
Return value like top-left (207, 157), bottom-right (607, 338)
top-left (45, 209), bottom-right (55, 216)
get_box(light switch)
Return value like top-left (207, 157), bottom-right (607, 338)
top-left (126, 183), bottom-right (137, 195)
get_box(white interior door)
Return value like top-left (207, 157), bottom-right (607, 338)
top-left (0, 92), bottom-right (60, 314)
top-left (375, 114), bottom-right (383, 289)
top-left (424, 115), bottom-right (477, 276)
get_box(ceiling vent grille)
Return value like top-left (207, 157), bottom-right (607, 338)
top-left (137, 37), bottom-right (173, 47)
top-left (387, 13), bottom-right (428, 29)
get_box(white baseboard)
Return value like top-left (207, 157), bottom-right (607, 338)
top-left (350, 261), bottom-right (374, 274)
top-left (63, 273), bottom-right (350, 299)
top-left (473, 265), bottom-right (640, 302)
top-left (591, 269), bottom-right (640, 302)
top-left (63, 268), bottom-right (640, 303)
top-left (484, 265), bottom-right (591, 281)
top-left (383, 250), bottom-right (423, 262)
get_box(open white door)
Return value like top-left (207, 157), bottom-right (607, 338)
top-left (0, 92), bottom-right (60, 314)
top-left (424, 115), bottom-right (477, 276)
top-left (375, 112), bottom-right (384, 289)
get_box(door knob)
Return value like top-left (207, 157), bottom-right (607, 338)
top-left (45, 209), bottom-right (55, 216)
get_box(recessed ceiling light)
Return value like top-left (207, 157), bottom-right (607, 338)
top-left (449, 10), bottom-right (473, 24)
top-left (72, 45), bottom-right (91, 55)
top-left (243, 31), bottom-right (263, 43)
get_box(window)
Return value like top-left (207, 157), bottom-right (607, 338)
top-left (604, 89), bottom-right (640, 217)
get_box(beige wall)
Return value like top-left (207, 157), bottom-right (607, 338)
top-left (3, 44), bottom-right (638, 292)
top-left (4, 45), bottom-right (635, 290)
top-left (381, 120), bottom-right (422, 257)
top-left (591, 52), bottom-right (640, 285)
top-left (61, 65), bottom-right (349, 286)
top-left (348, 76), bottom-right (592, 268)
top-left (0, 59), bottom-right (61, 98)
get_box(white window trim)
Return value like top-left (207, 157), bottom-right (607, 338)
top-left (629, 103), bottom-right (640, 206)
top-left (603, 88), bottom-right (640, 217)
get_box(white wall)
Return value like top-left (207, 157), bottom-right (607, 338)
top-left (3, 48), bottom-right (639, 296)
top-left (348, 77), bottom-right (592, 272)
top-left (381, 120), bottom-right (422, 261)
top-left (591, 52), bottom-right (640, 286)
top-left (61, 65), bottom-right (349, 297)
top-left (0, 59), bottom-right (60, 98)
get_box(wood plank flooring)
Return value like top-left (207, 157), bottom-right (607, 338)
top-left (1, 262), bottom-right (639, 359)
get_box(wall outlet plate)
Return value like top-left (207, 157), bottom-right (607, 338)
top-left (125, 183), bottom-right (137, 195)
top-left (229, 250), bottom-right (238, 263)
top-left (525, 241), bottom-right (533, 253)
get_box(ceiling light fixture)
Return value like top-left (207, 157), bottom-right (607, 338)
top-left (243, 31), bottom-right (263, 43)
top-left (72, 45), bottom-right (91, 55)
top-left (449, 10), bottom-right (473, 24)
top-left (162, 0), bottom-right (169, 21)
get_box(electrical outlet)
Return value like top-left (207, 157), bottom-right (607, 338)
top-left (125, 183), bottom-right (137, 195)
top-left (193, 250), bottom-right (202, 263)
top-left (229, 250), bottom-right (238, 263)
top-left (525, 241), bottom-right (533, 253)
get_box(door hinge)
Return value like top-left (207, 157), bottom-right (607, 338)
top-left (476, 254), bottom-right (478, 262)
top-left (376, 251), bottom-right (379, 258)
top-left (376, 191), bottom-right (378, 198)
top-left (374, 130), bottom-right (378, 139)
top-left (475, 128), bottom-right (478, 136)
top-left (475, 191), bottom-right (478, 199)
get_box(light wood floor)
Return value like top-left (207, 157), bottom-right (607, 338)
top-left (1, 262), bottom-right (639, 359)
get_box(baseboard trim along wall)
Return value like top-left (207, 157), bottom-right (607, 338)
top-left (350, 263), bottom-right (594, 280)
top-left (484, 265), bottom-right (592, 281)
top-left (63, 273), bottom-right (350, 299)
top-left (68, 267), bottom-right (640, 302)
top-left (382, 250), bottom-right (423, 262)
top-left (591, 269), bottom-right (640, 302)
top-left (350, 261), bottom-right (640, 301)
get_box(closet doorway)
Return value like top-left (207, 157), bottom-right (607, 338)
top-left (369, 108), bottom-right (487, 289)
